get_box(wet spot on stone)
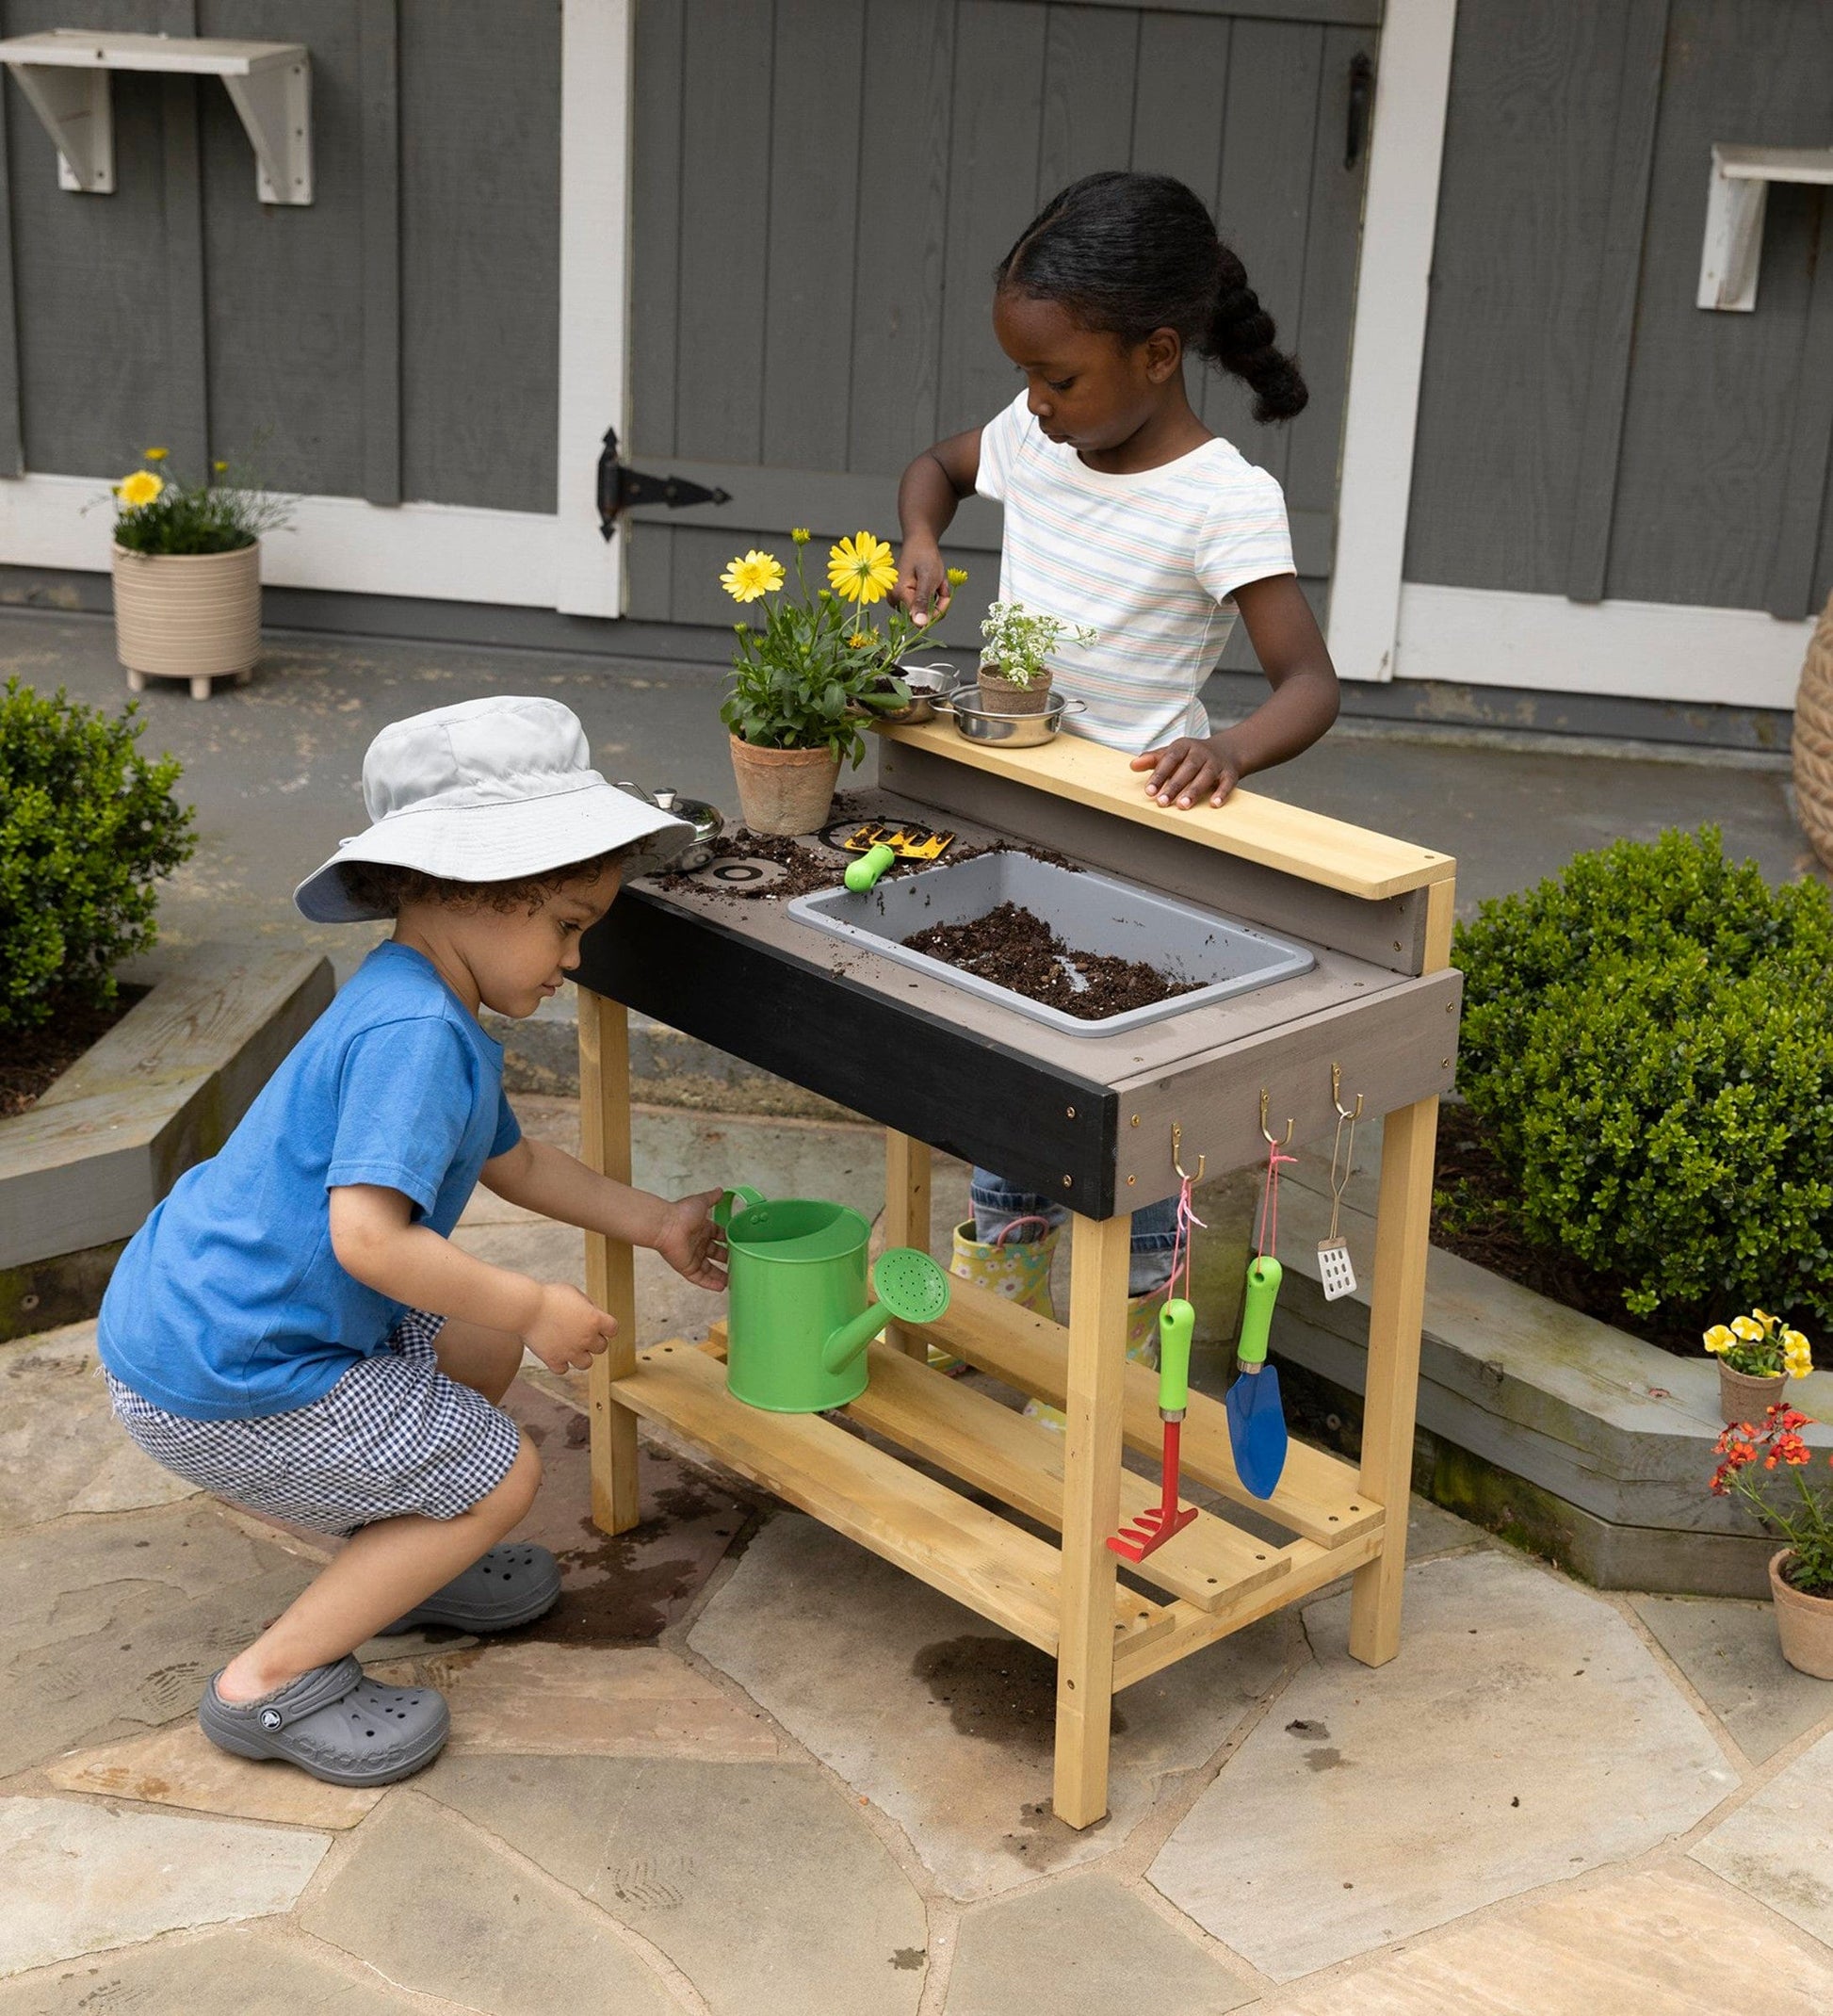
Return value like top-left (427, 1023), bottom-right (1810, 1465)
top-left (912, 1634), bottom-right (1126, 1755)
top-left (888, 1947), bottom-right (925, 1972)
top-left (1305, 1748), bottom-right (1349, 1772)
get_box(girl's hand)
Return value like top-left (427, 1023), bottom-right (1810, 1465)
top-left (1130, 734), bottom-right (1244, 810)
top-left (894, 538), bottom-right (952, 628)
top-left (525, 1282), bottom-right (620, 1374)
top-left (652, 1188), bottom-right (730, 1292)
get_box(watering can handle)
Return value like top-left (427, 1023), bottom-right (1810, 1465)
top-left (713, 1186), bottom-right (766, 1231)
top-left (1237, 1255), bottom-right (1283, 1368)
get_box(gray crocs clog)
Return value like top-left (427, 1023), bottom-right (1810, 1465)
top-left (376, 1541), bottom-right (561, 1635)
top-left (199, 1655), bottom-right (450, 1787)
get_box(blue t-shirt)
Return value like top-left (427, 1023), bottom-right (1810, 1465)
top-left (98, 941), bottom-right (522, 1420)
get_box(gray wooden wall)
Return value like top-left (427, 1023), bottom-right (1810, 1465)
top-left (1405, 0), bottom-right (1833, 620)
top-left (0, 0), bottom-right (560, 511)
top-left (625, 0), bottom-right (1377, 664)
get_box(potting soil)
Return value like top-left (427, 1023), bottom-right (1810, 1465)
top-left (902, 902), bottom-right (1196, 1020)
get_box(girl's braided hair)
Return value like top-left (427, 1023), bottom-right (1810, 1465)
top-left (997, 171), bottom-right (1308, 425)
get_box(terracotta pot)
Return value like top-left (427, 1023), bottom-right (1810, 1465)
top-left (1719, 1361), bottom-right (1789, 1426)
top-left (977, 665), bottom-right (1054, 715)
top-left (1769, 1550), bottom-right (1833, 1680)
top-left (727, 735), bottom-right (840, 837)
top-left (112, 541), bottom-right (261, 698)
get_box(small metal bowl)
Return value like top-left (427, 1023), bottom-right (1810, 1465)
top-left (652, 789), bottom-right (724, 870)
top-left (935, 690), bottom-right (1086, 748)
top-left (852, 660), bottom-right (963, 726)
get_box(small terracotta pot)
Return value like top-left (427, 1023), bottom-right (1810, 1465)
top-left (112, 540), bottom-right (261, 698)
top-left (1769, 1550), bottom-right (1833, 1680)
top-left (1719, 1361), bottom-right (1789, 1426)
top-left (727, 735), bottom-right (840, 837)
top-left (977, 665), bottom-right (1054, 715)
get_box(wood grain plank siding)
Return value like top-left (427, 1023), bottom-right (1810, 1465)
top-left (0, 63), bottom-right (21, 474)
top-left (1129, 9), bottom-right (1230, 219)
top-left (848, 0), bottom-right (953, 473)
top-left (1562, 0), bottom-right (1668, 604)
top-left (1036, 4), bottom-right (1138, 203)
top-left (359, 0), bottom-right (401, 506)
top-left (160, 68), bottom-right (210, 476)
top-left (1765, 190), bottom-right (1833, 619)
top-left (762, 0), bottom-right (864, 474)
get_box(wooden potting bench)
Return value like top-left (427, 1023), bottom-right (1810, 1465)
top-left (573, 724), bottom-right (1458, 1828)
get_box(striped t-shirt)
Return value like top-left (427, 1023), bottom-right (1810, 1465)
top-left (974, 391), bottom-right (1295, 753)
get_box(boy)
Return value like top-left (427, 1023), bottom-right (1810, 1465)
top-left (100, 695), bottom-right (727, 1787)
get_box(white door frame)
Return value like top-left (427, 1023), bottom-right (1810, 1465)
top-left (0, 0), bottom-right (633, 616)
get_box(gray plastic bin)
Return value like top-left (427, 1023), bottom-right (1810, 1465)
top-left (787, 851), bottom-right (1313, 1038)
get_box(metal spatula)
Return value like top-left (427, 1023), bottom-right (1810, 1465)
top-left (1226, 1257), bottom-right (1289, 1500)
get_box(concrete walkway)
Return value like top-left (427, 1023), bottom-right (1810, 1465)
top-left (5, 1100), bottom-right (1831, 2013)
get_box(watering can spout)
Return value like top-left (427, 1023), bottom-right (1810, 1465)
top-left (819, 1248), bottom-right (952, 1374)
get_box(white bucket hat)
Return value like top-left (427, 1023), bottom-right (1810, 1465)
top-left (294, 694), bottom-right (694, 922)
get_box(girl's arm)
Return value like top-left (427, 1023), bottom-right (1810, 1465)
top-left (480, 1135), bottom-right (727, 1290)
top-left (895, 430), bottom-right (981, 627)
top-left (1131, 574), bottom-right (1341, 809)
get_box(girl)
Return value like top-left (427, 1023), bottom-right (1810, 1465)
top-left (894, 169), bottom-right (1340, 1349)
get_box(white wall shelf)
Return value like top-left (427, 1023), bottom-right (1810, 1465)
top-left (0, 28), bottom-right (311, 204)
top-left (1697, 143), bottom-right (1833, 312)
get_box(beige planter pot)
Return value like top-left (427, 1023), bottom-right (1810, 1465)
top-left (1770, 1550), bottom-right (1833, 1680)
top-left (1719, 1361), bottom-right (1789, 1426)
top-left (977, 665), bottom-right (1054, 715)
top-left (727, 735), bottom-right (840, 837)
top-left (112, 541), bottom-right (261, 699)
top-left (1795, 591), bottom-right (1833, 872)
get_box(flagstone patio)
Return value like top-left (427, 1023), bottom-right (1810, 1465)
top-left (3, 1097), bottom-right (1830, 2012)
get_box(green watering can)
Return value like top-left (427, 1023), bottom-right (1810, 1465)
top-left (714, 1186), bottom-right (953, 1412)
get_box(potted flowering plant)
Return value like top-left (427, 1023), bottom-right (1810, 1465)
top-left (718, 528), bottom-right (933, 836)
top-left (105, 448), bottom-right (293, 700)
top-left (1703, 1307), bottom-right (1813, 1425)
top-left (978, 599), bottom-right (1098, 715)
top-left (1710, 1403), bottom-right (1833, 1678)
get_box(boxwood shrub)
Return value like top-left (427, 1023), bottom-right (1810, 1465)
top-left (0, 679), bottom-right (195, 1033)
top-left (1453, 826), bottom-right (1833, 1335)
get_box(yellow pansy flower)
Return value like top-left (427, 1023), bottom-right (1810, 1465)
top-left (791, 527), bottom-right (811, 545)
top-left (1703, 1325), bottom-right (1735, 1356)
top-left (143, 447), bottom-right (168, 462)
top-left (828, 530), bottom-right (898, 605)
top-left (1730, 1315), bottom-right (1763, 1342)
top-left (117, 470), bottom-right (164, 508)
top-left (945, 566), bottom-right (969, 587)
top-left (720, 550), bottom-right (785, 604)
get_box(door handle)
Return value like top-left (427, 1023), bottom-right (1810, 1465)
top-left (1345, 52), bottom-right (1373, 170)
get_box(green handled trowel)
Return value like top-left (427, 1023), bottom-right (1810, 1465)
top-left (1226, 1256), bottom-right (1289, 1499)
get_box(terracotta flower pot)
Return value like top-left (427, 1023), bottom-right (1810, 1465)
top-left (112, 540), bottom-right (262, 699)
top-left (727, 735), bottom-right (840, 837)
top-left (1719, 1361), bottom-right (1789, 1426)
top-left (977, 664), bottom-right (1054, 715)
top-left (1770, 1549), bottom-right (1833, 1680)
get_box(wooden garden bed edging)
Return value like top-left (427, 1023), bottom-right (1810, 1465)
top-left (0, 942), bottom-right (333, 1339)
top-left (1270, 1137), bottom-right (1833, 1598)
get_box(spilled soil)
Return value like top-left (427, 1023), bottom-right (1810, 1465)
top-left (1, 985), bottom-right (149, 1117)
top-left (912, 1633), bottom-right (1127, 1756)
top-left (903, 902), bottom-right (1196, 1021)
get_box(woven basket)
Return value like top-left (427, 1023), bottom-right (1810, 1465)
top-left (1795, 590), bottom-right (1833, 870)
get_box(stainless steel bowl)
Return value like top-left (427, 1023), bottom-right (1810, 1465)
top-left (852, 659), bottom-right (963, 725)
top-left (652, 789), bottom-right (724, 870)
top-left (935, 691), bottom-right (1086, 748)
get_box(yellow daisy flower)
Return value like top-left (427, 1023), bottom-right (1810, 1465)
top-left (143, 447), bottom-right (169, 462)
top-left (848, 631), bottom-right (871, 648)
top-left (1703, 1325), bottom-right (1734, 1356)
top-left (212, 459), bottom-right (228, 473)
top-left (791, 527), bottom-right (811, 545)
top-left (945, 566), bottom-right (969, 587)
top-left (720, 549), bottom-right (785, 604)
top-left (828, 530), bottom-right (897, 605)
top-left (117, 470), bottom-right (164, 508)
top-left (1730, 1315), bottom-right (1763, 1342)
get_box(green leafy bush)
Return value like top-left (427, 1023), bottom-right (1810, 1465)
top-left (0, 680), bottom-right (196, 1032)
top-left (1453, 827), bottom-right (1833, 1334)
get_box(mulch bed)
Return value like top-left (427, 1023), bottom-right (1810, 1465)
top-left (1430, 1101), bottom-right (1701, 1358)
top-left (903, 902), bottom-right (1196, 1021)
top-left (0, 987), bottom-right (149, 1118)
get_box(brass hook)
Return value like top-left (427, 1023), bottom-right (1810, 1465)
top-left (1330, 1062), bottom-right (1365, 1123)
top-left (1258, 1086), bottom-right (1294, 1147)
top-left (1171, 1122), bottom-right (1206, 1184)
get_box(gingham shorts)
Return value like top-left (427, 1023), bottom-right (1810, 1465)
top-left (105, 1309), bottom-right (523, 1536)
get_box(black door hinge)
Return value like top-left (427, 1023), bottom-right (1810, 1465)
top-left (597, 429), bottom-right (731, 541)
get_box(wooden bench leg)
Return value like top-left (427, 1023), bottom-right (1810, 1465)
top-left (1349, 1095), bottom-right (1440, 1666)
top-left (578, 989), bottom-right (641, 1536)
top-left (1053, 1211), bottom-right (1130, 1829)
top-left (884, 1130), bottom-right (933, 1360)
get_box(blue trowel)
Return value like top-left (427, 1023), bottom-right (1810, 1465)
top-left (1227, 1256), bottom-right (1289, 1499)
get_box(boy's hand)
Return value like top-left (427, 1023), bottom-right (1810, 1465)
top-left (894, 538), bottom-right (951, 628)
top-left (653, 1188), bottom-right (730, 1292)
top-left (1131, 734), bottom-right (1243, 810)
top-left (524, 1282), bottom-right (620, 1374)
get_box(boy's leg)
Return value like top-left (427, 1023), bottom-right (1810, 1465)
top-left (216, 1437), bottom-right (541, 1702)
top-left (433, 1316), bottom-right (525, 1403)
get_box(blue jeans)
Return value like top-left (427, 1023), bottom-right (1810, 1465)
top-left (969, 1168), bottom-right (1178, 1298)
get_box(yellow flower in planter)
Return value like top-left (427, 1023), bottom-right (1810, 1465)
top-left (847, 631), bottom-right (871, 649)
top-left (1784, 1329), bottom-right (1813, 1377)
top-left (143, 447), bottom-right (169, 462)
top-left (946, 566), bottom-right (969, 587)
top-left (116, 470), bottom-right (164, 508)
top-left (791, 527), bottom-right (811, 545)
top-left (1730, 1315), bottom-right (1764, 1342)
top-left (828, 530), bottom-right (897, 604)
top-left (720, 549), bottom-right (785, 604)
top-left (1703, 1325), bottom-right (1735, 1355)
